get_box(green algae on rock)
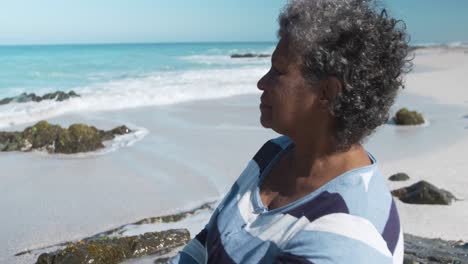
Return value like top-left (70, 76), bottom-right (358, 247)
top-left (35, 229), bottom-right (190, 264)
top-left (0, 121), bottom-right (132, 154)
top-left (22, 121), bottom-right (63, 151)
top-left (55, 124), bottom-right (104, 154)
top-left (393, 108), bottom-right (425, 125)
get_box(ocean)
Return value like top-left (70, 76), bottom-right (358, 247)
top-left (0, 42), bottom-right (274, 128)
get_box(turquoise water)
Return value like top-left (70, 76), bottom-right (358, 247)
top-left (0, 42), bottom-right (275, 97)
top-left (0, 42), bottom-right (274, 128)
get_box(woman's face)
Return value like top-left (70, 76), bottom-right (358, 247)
top-left (257, 38), bottom-right (321, 136)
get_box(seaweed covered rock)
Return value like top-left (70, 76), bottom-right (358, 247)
top-left (393, 108), bottom-right (425, 125)
top-left (22, 121), bottom-right (62, 151)
top-left (36, 229), bottom-right (190, 264)
top-left (392, 180), bottom-right (456, 205)
top-left (0, 91), bottom-right (80, 105)
top-left (0, 131), bottom-right (27, 151)
top-left (0, 121), bottom-right (132, 154)
top-left (404, 233), bottom-right (468, 263)
top-left (55, 124), bottom-right (103, 154)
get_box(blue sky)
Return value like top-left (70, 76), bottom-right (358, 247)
top-left (0, 0), bottom-right (467, 45)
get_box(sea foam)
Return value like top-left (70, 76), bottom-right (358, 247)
top-left (0, 66), bottom-right (267, 128)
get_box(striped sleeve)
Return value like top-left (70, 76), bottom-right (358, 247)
top-left (274, 213), bottom-right (394, 264)
top-left (168, 227), bottom-right (208, 264)
top-left (168, 179), bottom-right (239, 264)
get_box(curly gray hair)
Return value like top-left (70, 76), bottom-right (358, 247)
top-left (279, 0), bottom-right (412, 151)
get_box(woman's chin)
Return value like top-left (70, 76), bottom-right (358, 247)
top-left (260, 116), bottom-right (272, 128)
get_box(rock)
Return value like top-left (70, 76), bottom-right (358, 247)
top-left (0, 132), bottom-right (25, 151)
top-left (100, 125), bottom-right (131, 141)
top-left (22, 121), bottom-right (62, 151)
top-left (389, 172), bottom-right (410, 181)
top-left (0, 121), bottom-right (132, 154)
top-left (0, 91), bottom-right (80, 105)
top-left (230, 53), bottom-right (271, 58)
top-left (42, 91), bottom-right (80, 102)
top-left (404, 233), bottom-right (468, 263)
top-left (55, 124), bottom-right (104, 154)
top-left (393, 108), bottom-right (425, 125)
top-left (36, 229), bottom-right (190, 264)
top-left (392, 180), bottom-right (456, 205)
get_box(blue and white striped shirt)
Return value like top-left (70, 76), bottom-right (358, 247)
top-left (169, 136), bottom-right (403, 264)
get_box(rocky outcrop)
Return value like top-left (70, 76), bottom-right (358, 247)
top-left (0, 121), bottom-right (131, 154)
top-left (389, 173), bottom-right (410, 181)
top-left (0, 91), bottom-right (80, 105)
top-left (392, 180), bottom-right (457, 205)
top-left (404, 233), bottom-right (468, 263)
top-left (35, 229), bottom-right (190, 264)
top-left (16, 202), bottom-right (217, 264)
top-left (23, 200), bottom-right (468, 264)
top-left (393, 108), bottom-right (425, 125)
top-left (230, 53), bottom-right (270, 58)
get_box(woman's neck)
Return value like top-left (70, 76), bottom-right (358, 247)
top-left (288, 137), bottom-right (371, 194)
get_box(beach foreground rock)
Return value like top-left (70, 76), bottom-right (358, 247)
top-left (392, 180), bottom-right (457, 205)
top-left (35, 229), bottom-right (190, 264)
top-left (404, 233), bottom-right (468, 263)
top-left (0, 121), bottom-right (131, 154)
top-left (33, 231), bottom-right (468, 264)
top-left (393, 108), bottom-right (425, 125)
top-left (0, 90), bottom-right (80, 105)
top-left (27, 200), bottom-right (468, 264)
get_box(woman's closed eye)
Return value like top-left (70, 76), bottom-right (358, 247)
top-left (272, 67), bottom-right (286, 76)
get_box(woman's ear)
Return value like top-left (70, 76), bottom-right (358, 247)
top-left (318, 76), bottom-right (343, 108)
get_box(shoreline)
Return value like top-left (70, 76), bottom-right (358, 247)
top-left (18, 199), bottom-right (468, 264)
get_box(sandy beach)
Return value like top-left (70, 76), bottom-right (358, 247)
top-left (1, 46), bottom-right (468, 263)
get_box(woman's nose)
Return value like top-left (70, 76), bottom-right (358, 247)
top-left (257, 72), bottom-right (268, 91)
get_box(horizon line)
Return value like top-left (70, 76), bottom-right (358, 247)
top-left (0, 40), bottom-right (278, 47)
top-left (0, 39), bottom-right (467, 48)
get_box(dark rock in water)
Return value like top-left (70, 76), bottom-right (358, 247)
top-left (0, 121), bottom-right (132, 154)
top-left (0, 90), bottom-right (80, 105)
top-left (389, 173), bottom-right (410, 181)
top-left (36, 229), bottom-right (190, 264)
top-left (392, 180), bottom-right (456, 205)
top-left (230, 53), bottom-right (271, 58)
top-left (393, 108), bottom-right (425, 125)
top-left (42, 91), bottom-right (80, 102)
top-left (100, 125), bottom-right (131, 141)
top-left (404, 233), bottom-right (468, 263)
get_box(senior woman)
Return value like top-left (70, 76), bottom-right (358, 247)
top-left (170, 0), bottom-right (410, 263)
